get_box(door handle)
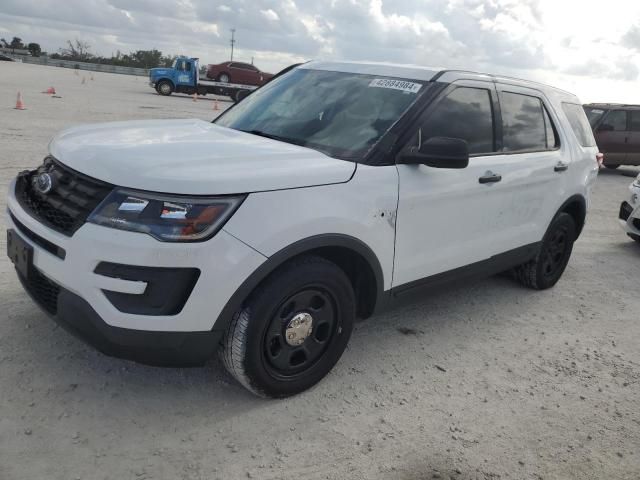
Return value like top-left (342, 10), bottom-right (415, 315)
top-left (478, 172), bottom-right (502, 184)
top-left (554, 162), bottom-right (569, 172)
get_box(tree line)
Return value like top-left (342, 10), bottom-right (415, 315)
top-left (1, 36), bottom-right (177, 69)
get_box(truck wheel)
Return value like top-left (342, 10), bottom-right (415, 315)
top-left (512, 213), bottom-right (576, 290)
top-left (217, 73), bottom-right (230, 83)
top-left (220, 255), bottom-right (355, 398)
top-left (157, 81), bottom-right (173, 96)
top-left (605, 164), bottom-right (620, 169)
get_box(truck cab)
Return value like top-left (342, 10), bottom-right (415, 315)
top-left (149, 56), bottom-right (200, 96)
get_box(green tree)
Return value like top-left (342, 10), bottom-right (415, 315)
top-left (10, 37), bottom-right (24, 50)
top-left (27, 42), bottom-right (41, 57)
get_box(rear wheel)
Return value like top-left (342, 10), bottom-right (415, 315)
top-left (217, 73), bottom-right (230, 83)
top-left (220, 255), bottom-right (355, 398)
top-left (513, 213), bottom-right (576, 290)
top-left (156, 80), bottom-right (173, 96)
top-left (605, 164), bottom-right (620, 169)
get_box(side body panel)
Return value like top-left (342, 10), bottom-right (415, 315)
top-left (223, 164), bottom-right (399, 291)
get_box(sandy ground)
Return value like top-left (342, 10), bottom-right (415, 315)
top-left (1, 62), bottom-right (639, 480)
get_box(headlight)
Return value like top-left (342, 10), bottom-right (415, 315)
top-left (88, 189), bottom-right (245, 242)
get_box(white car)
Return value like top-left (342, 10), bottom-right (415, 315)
top-left (619, 173), bottom-right (640, 242)
top-left (6, 61), bottom-right (599, 397)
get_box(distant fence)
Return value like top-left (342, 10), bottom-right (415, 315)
top-left (14, 56), bottom-right (149, 77)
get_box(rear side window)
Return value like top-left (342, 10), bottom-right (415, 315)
top-left (501, 92), bottom-right (549, 152)
top-left (584, 107), bottom-right (606, 127)
top-left (421, 87), bottom-right (495, 155)
top-left (600, 110), bottom-right (627, 132)
top-left (562, 103), bottom-right (597, 147)
top-left (630, 111), bottom-right (640, 131)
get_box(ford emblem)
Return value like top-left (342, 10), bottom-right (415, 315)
top-left (34, 172), bottom-right (54, 194)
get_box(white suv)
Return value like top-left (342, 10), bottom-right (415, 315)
top-left (619, 173), bottom-right (640, 242)
top-left (6, 61), bottom-right (600, 397)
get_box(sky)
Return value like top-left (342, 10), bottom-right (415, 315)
top-left (1, 0), bottom-right (640, 103)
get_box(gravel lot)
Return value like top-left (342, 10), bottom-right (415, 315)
top-left (1, 62), bottom-right (639, 480)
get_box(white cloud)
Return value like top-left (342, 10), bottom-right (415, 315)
top-left (261, 9), bottom-right (279, 21)
top-left (2, 0), bottom-right (640, 101)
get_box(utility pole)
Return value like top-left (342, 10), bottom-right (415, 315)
top-left (230, 28), bottom-right (236, 61)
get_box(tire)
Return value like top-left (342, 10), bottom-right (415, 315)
top-left (217, 73), bottom-right (230, 83)
top-left (157, 80), bottom-right (173, 96)
top-left (512, 213), bottom-right (576, 290)
top-left (605, 164), bottom-right (620, 169)
top-left (220, 255), bottom-right (355, 398)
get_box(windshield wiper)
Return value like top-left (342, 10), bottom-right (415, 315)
top-left (240, 129), bottom-right (305, 146)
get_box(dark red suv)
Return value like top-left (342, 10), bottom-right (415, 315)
top-left (206, 61), bottom-right (273, 86)
top-left (584, 103), bottom-right (640, 169)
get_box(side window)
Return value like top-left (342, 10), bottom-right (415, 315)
top-left (562, 102), bottom-right (597, 147)
top-left (501, 92), bottom-right (547, 152)
top-left (602, 110), bottom-right (627, 131)
top-left (420, 87), bottom-right (495, 155)
top-left (184, 62), bottom-right (191, 72)
top-left (630, 111), bottom-right (640, 131)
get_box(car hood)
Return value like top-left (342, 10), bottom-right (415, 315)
top-left (48, 119), bottom-right (356, 195)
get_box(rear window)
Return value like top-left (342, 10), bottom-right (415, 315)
top-left (501, 92), bottom-right (550, 152)
top-left (584, 106), bottom-right (606, 127)
top-left (562, 103), bottom-right (597, 147)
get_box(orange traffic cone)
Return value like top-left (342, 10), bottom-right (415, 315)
top-left (14, 91), bottom-right (26, 110)
top-left (213, 98), bottom-right (219, 111)
top-left (42, 86), bottom-right (56, 95)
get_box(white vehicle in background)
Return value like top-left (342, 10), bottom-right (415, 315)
top-left (618, 173), bottom-right (640, 243)
top-left (7, 61), bottom-right (599, 398)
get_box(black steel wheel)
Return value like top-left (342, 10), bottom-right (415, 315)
top-left (263, 288), bottom-right (337, 378)
top-left (220, 255), bottom-right (355, 398)
top-left (513, 212), bottom-right (576, 290)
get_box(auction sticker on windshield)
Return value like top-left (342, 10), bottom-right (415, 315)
top-left (369, 78), bottom-right (422, 93)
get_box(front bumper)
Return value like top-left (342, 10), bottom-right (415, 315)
top-left (618, 182), bottom-right (640, 240)
top-left (6, 177), bottom-right (266, 362)
top-left (17, 269), bottom-right (222, 366)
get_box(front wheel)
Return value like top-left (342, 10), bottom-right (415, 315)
top-left (156, 80), bottom-right (173, 96)
top-left (512, 213), bottom-right (576, 290)
top-left (220, 255), bottom-right (355, 398)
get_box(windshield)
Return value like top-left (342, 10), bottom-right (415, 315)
top-left (215, 68), bottom-right (427, 160)
top-left (583, 106), bottom-right (606, 127)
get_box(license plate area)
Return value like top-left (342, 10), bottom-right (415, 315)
top-left (7, 229), bottom-right (34, 279)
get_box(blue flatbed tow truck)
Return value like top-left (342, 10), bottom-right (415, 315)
top-left (149, 56), bottom-right (258, 102)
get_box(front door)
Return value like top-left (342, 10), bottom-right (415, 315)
top-left (595, 109), bottom-right (628, 166)
top-left (393, 81), bottom-right (507, 287)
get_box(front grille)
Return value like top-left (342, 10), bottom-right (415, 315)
top-left (18, 268), bottom-right (61, 315)
top-left (15, 156), bottom-right (112, 236)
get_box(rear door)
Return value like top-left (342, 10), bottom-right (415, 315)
top-left (595, 110), bottom-right (628, 165)
top-left (626, 110), bottom-right (640, 165)
top-left (492, 84), bottom-right (567, 248)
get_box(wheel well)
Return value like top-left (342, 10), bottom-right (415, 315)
top-left (306, 246), bottom-right (379, 319)
top-left (560, 197), bottom-right (586, 239)
top-left (157, 78), bottom-right (174, 88)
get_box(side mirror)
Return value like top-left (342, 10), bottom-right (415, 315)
top-left (398, 136), bottom-right (469, 169)
top-left (597, 124), bottom-right (614, 132)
